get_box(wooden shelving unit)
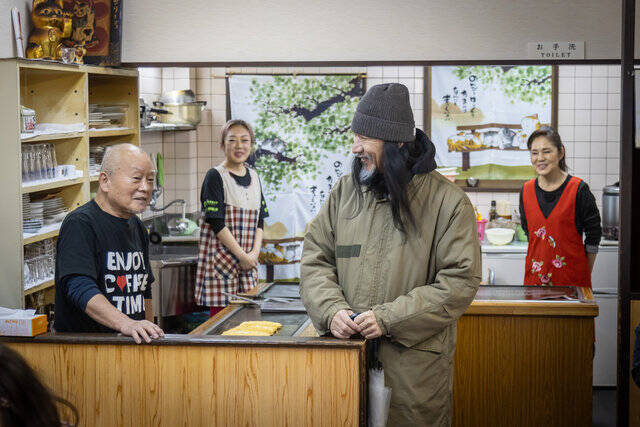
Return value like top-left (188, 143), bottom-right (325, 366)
top-left (24, 279), bottom-right (55, 296)
top-left (20, 131), bottom-right (84, 142)
top-left (23, 223), bottom-right (62, 245)
top-left (21, 176), bottom-right (84, 194)
top-left (0, 58), bottom-right (140, 309)
top-left (88, 128), bottom-right (136, 137)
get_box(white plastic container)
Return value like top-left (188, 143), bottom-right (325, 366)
top-left (485, 228), bottom-right (515, 245)
top-left (20, 106), bottom-right (36, 133)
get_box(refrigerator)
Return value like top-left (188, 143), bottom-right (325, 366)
top-left (591, 248), bottom-right (619, 387)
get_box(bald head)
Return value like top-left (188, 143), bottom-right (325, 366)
top-left (95, 144), bottom-right (156, 218)
top-left (101, 144), bottom-right (152, 176)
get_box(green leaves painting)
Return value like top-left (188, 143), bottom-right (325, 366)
top-left (453, 66), bottom-right (552, 105)
top-left (248, 75), bottom-right (365, 192)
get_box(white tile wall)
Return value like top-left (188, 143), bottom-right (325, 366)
top-left (139, 65), bottom-right (621, 223)
top-left (139, 67), bottom-right (199, 215)
top-left (558, 65), bottom-right (621, 209)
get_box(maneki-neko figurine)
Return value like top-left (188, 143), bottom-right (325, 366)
top-left (25, 0), bottom-right (73, 60)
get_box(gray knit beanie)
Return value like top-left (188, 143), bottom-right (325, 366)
top-left (351, 83), bottom-right (415, 142)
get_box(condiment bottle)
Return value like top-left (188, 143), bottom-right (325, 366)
top-left (489, 200), bottom-right (497, 221)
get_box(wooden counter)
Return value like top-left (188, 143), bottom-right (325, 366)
top-left (2, 333), bottom-right (366, 427)
top-left (200, 285), bottom-right (598, 426)
top-left (453, 287), bottom-right (598, 427)
top-left (2, 285), bottom-right (597, 426)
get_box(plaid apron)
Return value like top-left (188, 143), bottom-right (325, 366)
top-left (195, 165), bottom-right (261, 307)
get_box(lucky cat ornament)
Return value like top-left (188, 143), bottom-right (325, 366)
top-left (26, 0), bottom-right (73, 60)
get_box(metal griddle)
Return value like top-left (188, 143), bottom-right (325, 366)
top-left (204, 305), bottom-right (311, 337)
top-left (261, 283), bottom-right (301, 299)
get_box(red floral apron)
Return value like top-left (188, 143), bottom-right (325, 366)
top-left (523, 177), bottom-right (592, 288)
top-left (195, 166), bottom-right (260, 307)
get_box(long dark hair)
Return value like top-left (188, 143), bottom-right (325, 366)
top-left (527, 126), bottom-right (567, 172)
top-left (351, 135), bottom-right (430, 236)
top-left (0, 344), bottom-right (79, 426)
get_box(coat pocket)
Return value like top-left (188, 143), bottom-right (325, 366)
top-left (410, 327), bottom-right (448, 354)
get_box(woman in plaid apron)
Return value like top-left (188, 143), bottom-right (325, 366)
top-left (195, 120), bottom-right (268, 316)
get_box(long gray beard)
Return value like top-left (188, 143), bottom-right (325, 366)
top-left (359, 166), bottom-right (377, 184)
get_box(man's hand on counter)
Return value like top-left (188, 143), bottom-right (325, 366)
top-left (354, 311), bottom-right (383, 339)
top-left (119, 318), bottom-right (165, 344)
top-left (330, 309), bottom-right (361, 339)
top-left (86, 294), bottom-right (165, 344)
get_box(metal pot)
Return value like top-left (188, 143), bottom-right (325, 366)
top-left (602, 182), bottom-right (619, 240)
top-left (153, 100), bottom-right (207, 126)
top-left (160, 89), bottom-right (197, 104)
top-left (140, 98), bottom-right (170, 127)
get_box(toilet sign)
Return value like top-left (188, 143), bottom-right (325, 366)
top-left (527, 41), bottom-right (584, 60)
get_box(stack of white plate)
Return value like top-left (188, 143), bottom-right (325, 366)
top-left (24, 200), bottom-right (44, 234)
top-left (42, 197), bottom-right (67, 225)
top-left (89, 104), bottom-right (127, 129)
top-left (21, 194), bottom-right (39, 233)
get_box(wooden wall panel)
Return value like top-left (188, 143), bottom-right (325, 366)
top-left (453, 314), bottom-right (594, 427)
top-left (8, 343), bottom-right (362, 427)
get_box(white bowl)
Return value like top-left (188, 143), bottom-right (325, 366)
top-left (485, 227), bottom-right (515, 245)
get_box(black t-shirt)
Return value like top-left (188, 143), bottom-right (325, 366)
top-left (54, 200), bottom-right (154, 333)
top-left (519, 175), bottom-right (602, 249)
top-left (200, 167), bottom-right (269, 233)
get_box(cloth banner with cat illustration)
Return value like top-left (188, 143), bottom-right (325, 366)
top-left (429, 65), bottom-right (554, 180)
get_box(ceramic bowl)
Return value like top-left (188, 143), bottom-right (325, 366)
top-left (485, 227), bottom-right (515, 245)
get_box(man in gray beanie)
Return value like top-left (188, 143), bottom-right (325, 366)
top-left (300, 83), bottom-right (481, 426)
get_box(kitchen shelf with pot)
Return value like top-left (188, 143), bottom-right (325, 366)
top-left (141, 123), bottom-right (197, 132)
top-left (145, 90), bottom-right (206, 130)
top-left (0, 58), bottom-right (140, 309)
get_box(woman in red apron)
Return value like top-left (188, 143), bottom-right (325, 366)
top-left (195, 120), bottom-right (268, 316)
top-left (519, 126), bottom-right (602, 288)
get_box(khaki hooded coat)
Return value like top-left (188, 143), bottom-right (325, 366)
top-left (300, 132), bottom-right (481, 425)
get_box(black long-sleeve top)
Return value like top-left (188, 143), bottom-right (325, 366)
top-left (519, 175), bottom-right (602, 254)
